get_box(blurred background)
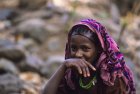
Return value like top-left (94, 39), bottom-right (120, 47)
top-left (0, 0), bottom-right (139, 94)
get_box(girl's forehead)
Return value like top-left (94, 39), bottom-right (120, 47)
top-left (70, 35), bottom-right (95, 45)
top-left (70, 30), bottom-right (97, 44)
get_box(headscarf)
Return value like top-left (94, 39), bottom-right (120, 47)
top-left (65, 19), bottom-right (136, 94)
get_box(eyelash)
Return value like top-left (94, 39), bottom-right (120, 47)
top-left (82, 47), bottom-right (90, 51)
top-left (71, 46), bottom-right (77, 51)
top-left (70, 46), bottom-right (90, 52)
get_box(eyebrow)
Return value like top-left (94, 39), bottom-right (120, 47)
top-left (70, 43), bottom-right (92, 47)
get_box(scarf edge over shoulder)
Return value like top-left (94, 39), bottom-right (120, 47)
top-left (65, 19), bottom-right (136, 94)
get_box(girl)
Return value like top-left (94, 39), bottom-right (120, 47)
top-left (42, 19), bottom-right (136, 94)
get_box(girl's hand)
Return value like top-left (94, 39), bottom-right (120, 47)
top-left (64, 58), bottom-right (96, 77)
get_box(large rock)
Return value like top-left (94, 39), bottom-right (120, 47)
top-left (19, 72), bottom-right (43, 94)
top-left (113, 0), bottom-right (139, 16)
top-left (0, 21), bottom-right (11, 31)
top-left (120, 18), bottom-right (140, 56)
top-left (110, 3), bottom-right (120, 24)
top-left (0, 39), bottom-right (15, 47)
top-left (0, 9), bottom-right (17, 20)
top-left (0, 72), bottom-right (42, 94)
top-left (47, 37), bottom-right (64, 51)
top-left (20, 0), bottom-right (47, 9)
top-left (0, 39), bottom-right (25, 62)
top-left (51, 0), bottom-right (110, 11)
top-left (16, 38), bottom-right (37, 51)
top-left (0, 73), bottom-right (23, 94)
top-left (101, 19), bottom-right (121, 41)
top-left (0, 47), bottom-right (25, 63)
top-left (0, 0), bottom-right (20, 8)
top-left (16, 18), bottom-right (48, 44)
top-left (19, 54), bottom-right (45, 73)
top-left (45, 13), bottom-right (69, 34)
top-left (0, 59), bottom-right (19, 75)
top-left (40, 55), bottom-right (64, 77)
top-left (14, 9), bottom-right (53, 23)
top-left (129, 17), bottom-right (140, 40)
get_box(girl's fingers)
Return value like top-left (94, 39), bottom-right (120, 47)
top-left (76, 64), bottom-right (82, 74)
top-left (84, 60), bottom-right (96, 71)
top-left (88, 63), bottom-right (96, 71)
top-left (85, 67), bottom-right (90, 77)
top-left (82, 67), bottom-right (87, 77)
top-left (80, 60), bottom-right (90, 77)
top-left (65, 59), bottom-right (95, 77)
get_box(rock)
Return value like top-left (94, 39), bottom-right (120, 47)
top-left (0, 20), bottom-right (12, 31)
top-left (136, 41), bottom-right (140, 51)
top-left (84, 0), bottom-right (110, 6)
top-left (110, 3), bottom-right (120, 24)
top-left (20, 0), bottom-right (47, 9)
top-left (0, 39), bottom-right (26, 61)
top-left (45, 14), bottom-right (69, 34)
top-left (31, 9), bottom-right (53, 19)
top-left (102, 20), bottom-right (121, 40)
top-left (0, 0), bottom-right (20, 8)
top-left (47, 37), bottom-right (63, 51)
top-left (119, 17), bottom-right (140, 61)
top-left (15, 9), bottom-right (53, 23)
top-left (0, 73), bottom-right (23, 94)
top-left (16, 38), bottom-right (38, 52)
top-left (19, 72), bottom-right (43, 94)
top-left (113, 0), bottom-right (137, 16)
top-left (52, 0), bottom-right (110, 11)
top-left (40, 55), bottom-right (64, 77)
top-left (0, 39), bottom-right (15, 48)
top-left (135, 51), bottom-right (140, 64)
top-left (25, 54), bottom-right (44, 69)
top-left (47, 55), bottom-right (64, 64)
top-left (75, 6), bottom-right (95, 18)
top-left (124, 57), bottom-right (135, 71)
top-left (0, 47), bottom-right (25, 63)
top-left (51, 0), bottom-right (70, 11)
top-left (0, 21), bottom-right (11, 31)
top-left (20, 72), bottom-right (42, 86)
top-left (45, 22), bottom-right (62, 34)
top-left (19, 54), bottom-right (45, 73)
top-left (0, 8), bottom-right (17, 20)
top-left (16, 18), bottom-right (48, 43)
top-left (130, 17), bottom-right (140, 40)
top-left (0, 59), bottom-right (19, 75)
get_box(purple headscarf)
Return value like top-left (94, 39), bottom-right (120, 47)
top-left (65, 19), bottom-right (136, 94)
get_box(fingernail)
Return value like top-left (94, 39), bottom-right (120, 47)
top-left (84, 75), bottom-right (86, 77)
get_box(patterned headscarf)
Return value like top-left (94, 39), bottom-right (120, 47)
top-left (65, 19), bottom-right (135, 94)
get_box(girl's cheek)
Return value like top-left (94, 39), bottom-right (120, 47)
top-left (70, 52), bottom-right (75, 57)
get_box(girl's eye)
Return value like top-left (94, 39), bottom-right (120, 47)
top-left (71, 46), bottom-right (77, 51)
top-left (81, 46), bottom-right (90, 51)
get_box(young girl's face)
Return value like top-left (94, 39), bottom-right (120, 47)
top-left (70, 35), bottom-right (97, 64)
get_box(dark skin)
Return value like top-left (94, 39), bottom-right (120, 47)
top-left (42, 35), bottom-right (97, 94)
top-left (69, 35), bottom-right (97, 77)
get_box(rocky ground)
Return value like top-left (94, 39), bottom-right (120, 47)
top-left (0, 0), bottom-right (139, 94)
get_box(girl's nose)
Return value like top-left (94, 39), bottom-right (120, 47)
top-left (75, 50), bottom-right (83, 58)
